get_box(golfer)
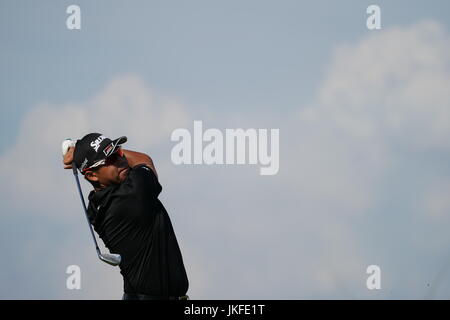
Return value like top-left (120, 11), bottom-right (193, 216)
top-left (62, 133), bottom-right (189, 300)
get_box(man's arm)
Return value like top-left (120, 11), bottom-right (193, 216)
top-left (122, 149), bottom-right (158, 179)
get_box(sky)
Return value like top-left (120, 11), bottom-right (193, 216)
top-left (1, 0), bottom-right (450, 299)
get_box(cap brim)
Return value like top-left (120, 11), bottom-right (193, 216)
top-left (113, 136), bottom-right (127, 146)
top-left (108, 136), bottom-right (127, 155)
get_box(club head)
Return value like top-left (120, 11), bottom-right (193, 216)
top-left (99, 253), bottom-right (121, 266)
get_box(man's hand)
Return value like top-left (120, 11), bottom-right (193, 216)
top-left (62, 139), bottom-right (76, 169)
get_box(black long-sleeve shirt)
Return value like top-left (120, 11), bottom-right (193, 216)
top-left (87, 164), bottom-right (189, 296)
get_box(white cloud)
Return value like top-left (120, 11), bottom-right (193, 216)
top-left (287, 20), bottom-right (450, 215)
top-left (312, 20), bottom-right (450, 149)
top-left (276, 20), bottom-right (450, 297)
top-left (0, 74), bottom-right (190, 216)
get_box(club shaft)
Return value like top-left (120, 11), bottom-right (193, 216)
top-left (72, 165), bottom-right (102, 256)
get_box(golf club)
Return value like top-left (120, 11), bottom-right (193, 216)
top-left (72, 164), bottom-right (121, 266)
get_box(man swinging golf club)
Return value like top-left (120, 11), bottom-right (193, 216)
top-left (62, 133), bottom-right (189, 300)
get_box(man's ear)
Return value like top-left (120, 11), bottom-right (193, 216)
top-left (85, 171), bottom-right (99, 182)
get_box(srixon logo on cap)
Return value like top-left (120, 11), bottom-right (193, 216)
top-left (90, 135), bottom-right (106, 152)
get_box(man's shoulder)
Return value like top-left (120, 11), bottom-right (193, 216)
top-left (130, 164), bottom-right (158, 179)
top-left (132, 163), bottom-right (153, 171)
top-left (126, 164), bottom-right (162, 196)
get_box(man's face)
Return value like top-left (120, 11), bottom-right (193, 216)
top-left (85, 148), bottom-right (130, 187)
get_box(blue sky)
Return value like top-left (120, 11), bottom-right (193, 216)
top-left (1, 1), bottom-right (450, 299)
top-left (2, 0), bottom-right (450, 151)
